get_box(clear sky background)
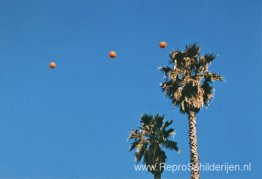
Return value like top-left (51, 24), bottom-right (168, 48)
top-left (0, 0), bottom-right (261, 179)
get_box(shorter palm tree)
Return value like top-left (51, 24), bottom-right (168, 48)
top-left (129, 114), bottom-right (179, 179)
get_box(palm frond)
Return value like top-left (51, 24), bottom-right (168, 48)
top-left (185, 43), bottom-right (200, 58)
top-left (162, 140), bottom-right (179, 151)
top-left (210, 73), bottom-right (223, 81)
top-left (202, 82), bottom-right (214, 105)
top-left (203, 53), bottom-right (216, 64)
top-left (130, 141), bottom-right (139, 151)
top-left (159, 66), bottom-right (172, 75)
top-left (163, 120), bottom-right (173, 129)
top-left (141, 114), bottom-right (153, 126)
top-left (204, 73), bottom-right (223, 83)
top-left (135, 143), bottom-right (147, 162)
top-left (154, 114), bottom-right (164, 128)
top-left (171, 50), bottom-right (184, 61)
top-left (128, 130), bottom-right (142, 139)
top-left (164, 128), bottom-right (175, 138)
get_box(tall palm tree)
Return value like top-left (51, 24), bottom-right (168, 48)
top-left (129, 114), bottom-right (179, 179)
top-left (159, 43), bottom-right (223, 179)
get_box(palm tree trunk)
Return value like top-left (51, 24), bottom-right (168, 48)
top-left (154, 172), bottom-right (161, 179)
top-left (188, 111), bottom-right (200, 179)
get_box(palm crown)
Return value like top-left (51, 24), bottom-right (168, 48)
top-left (129, 114), bottom-right (179, 176)
top-left (160, 43), bottom-right (223, 114)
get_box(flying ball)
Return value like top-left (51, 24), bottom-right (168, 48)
top-left (109, 51), bottom-right (117, 58)
top-left (159, 41), bottom-right (167, 48)
top-left (49, 62), bottom-right (56, 69)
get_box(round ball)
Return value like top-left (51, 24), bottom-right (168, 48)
top-left (49, 62), bottom-right (56, 69)
top-left (159, 41), bottom-right (167, 48)
top-left (109, 51), bottom-right (117, 58)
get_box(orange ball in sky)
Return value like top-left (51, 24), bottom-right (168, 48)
top-left (49, 62), bottom-right (56, 69)
top-left (159, 41), bottom-right (167, 48)
top-left (109, 51), bottom-right (117, 58)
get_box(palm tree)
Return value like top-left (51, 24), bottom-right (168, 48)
top-left (159, 43), bottom-right (223, 179)
top-left (129, 114), bottom-right (179, 179)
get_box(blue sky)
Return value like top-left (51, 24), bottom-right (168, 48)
top-left (0, 0), bottom-right (261, 178)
